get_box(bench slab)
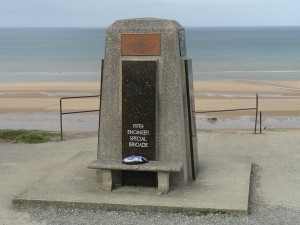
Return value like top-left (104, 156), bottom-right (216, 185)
top-left (87, 159), bottom-right (183, 194)
top-left (88, 159), bottom-right (183, 172)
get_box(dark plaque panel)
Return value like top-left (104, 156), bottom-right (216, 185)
top-left (122, 61), bottom-right (156, 160)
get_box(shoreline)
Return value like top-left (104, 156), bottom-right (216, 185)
top-left (1, 112), bottom-right (300, 131)
top-left (0, 80), bottom-right (299, 130)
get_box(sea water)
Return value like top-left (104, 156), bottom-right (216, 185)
top-left (1, 27), bottom-right (299, 130)
top-left (0, 27), bottom-right (300, 82)
top-left (188, 27), bottom-right (300, 81)
top-left (0, 28), bottom-right (104, 82)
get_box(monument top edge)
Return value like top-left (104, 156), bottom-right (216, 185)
top-left (107, 18), bottom-right (184, 31)
top-left (122, 17), bottom-right (171, 21)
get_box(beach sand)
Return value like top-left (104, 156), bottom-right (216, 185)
top-left (0, 81), bottom-right (299, 130)
top-left (0, 82), bottom-right (100, 113)
top-left (194, 80), bottom-right (300, 117)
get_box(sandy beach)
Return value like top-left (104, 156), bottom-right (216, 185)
top-left (194, 80), bottom-right (300, 116)
top-left (0, 80), bottom-right (299, 130)
top-left (0, 82), bottom-right (100, 113)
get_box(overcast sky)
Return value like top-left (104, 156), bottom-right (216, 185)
top-left (0, 0), bottom-right (299, 27)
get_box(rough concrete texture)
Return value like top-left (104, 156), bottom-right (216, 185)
top-left (98, 18), bottom-right (186, 160)
top-left (1, 129), bottom-right (300, 224)
top-left (198, 129), bottom-right (300, 209)
top-left (12, 150), bottom-right (251, 214)
top-left (0, 133), bottom-right (97, 224)
top-left (98, 18), bottom-right (196, 186)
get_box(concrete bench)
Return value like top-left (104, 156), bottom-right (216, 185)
top-left (88, 159), bottom-right (183, 194)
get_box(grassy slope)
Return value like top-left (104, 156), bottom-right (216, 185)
top-left (0, 129), bottom-right (60, 144)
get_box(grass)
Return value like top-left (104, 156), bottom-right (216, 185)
top-left (0, 129), bottom-right (60, 144)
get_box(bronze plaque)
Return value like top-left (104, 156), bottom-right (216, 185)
top-left (121, 34), bottom-right (161, 56)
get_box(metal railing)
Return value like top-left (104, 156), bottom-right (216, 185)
top-left (59, 95), bottom-right (100, 140)
top-left (59, 92), bottom-right (261, 141)
top-left (259, 111), bottom-right (262, 134)
top-left (195, 93), bottom-right (260, 133)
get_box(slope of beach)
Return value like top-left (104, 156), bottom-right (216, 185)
top-left (0, 80), bottom-right (299, 130)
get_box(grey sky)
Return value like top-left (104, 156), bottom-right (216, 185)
top-left (0, 0), bottom-right (299, 27)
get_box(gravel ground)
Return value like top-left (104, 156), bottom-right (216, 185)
top-left (14, 164), bottom-right (300, 225)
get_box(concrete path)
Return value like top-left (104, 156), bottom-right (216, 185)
top-left (0, 133), bottom-right (98, 224)
top-left (198, 129), bottom-right (300, 209)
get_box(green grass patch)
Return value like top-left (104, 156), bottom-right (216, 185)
top-left (0, 129), bottom-right (60, 144)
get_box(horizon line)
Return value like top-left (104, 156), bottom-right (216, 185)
top-left (0, 25), bottom-right (300, 29)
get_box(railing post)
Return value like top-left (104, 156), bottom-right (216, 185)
top-left (254, 93), bottom-right (258, 134)
top-left (260, 111), bottom-right (262, 134)
top-left (60, 98), bottom-right (63, 141)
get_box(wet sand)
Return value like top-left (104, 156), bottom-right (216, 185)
top-left (0, 81), bottom-right (299, 130)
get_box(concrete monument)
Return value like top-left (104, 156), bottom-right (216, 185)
top-left (88, 18), bottom-right (199, 193)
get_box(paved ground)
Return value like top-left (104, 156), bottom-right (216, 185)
top-left (1, 129), bottom-right (300, 224)
top-left (12, 151), bottom-right (251, 214)
top-left (0, 133), bottom-right (97, 224)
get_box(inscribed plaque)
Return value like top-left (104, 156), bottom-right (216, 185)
top-left (122, 61), bottom-right (157, 160)
top-left (121, 34), bottom-right (161, 56)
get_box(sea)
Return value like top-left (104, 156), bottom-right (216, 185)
top-left (1, 27), bottom-right (300, 130)
top-left (0, 26), bottom-right (300, 82)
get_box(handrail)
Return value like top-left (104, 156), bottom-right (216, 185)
top-left (60, 95), bottom-right (100, 100)
top-left (196, 108), bottom-right (256, 113)
top-left (60, 95), bottom-right (100, 140)
top-left (195, 93), bottom-right (259, 133)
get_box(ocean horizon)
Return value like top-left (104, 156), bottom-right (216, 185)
top-left (0, 26), bottom-right (300, 82)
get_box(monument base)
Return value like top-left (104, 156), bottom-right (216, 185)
top-left (88, 159), bottom-right (183, 193)
top-left (13, 151), bottom-right (252, 214)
